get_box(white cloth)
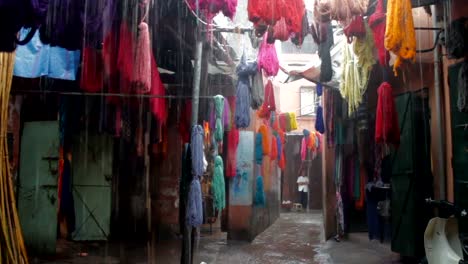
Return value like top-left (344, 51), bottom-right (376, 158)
top-left (297, 176), bottom-right (309, 192)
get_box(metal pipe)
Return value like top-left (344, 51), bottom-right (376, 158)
top-left (191, 40), bottom-right (203, 125)
top-left (431, 5), bottom-right (446, 199)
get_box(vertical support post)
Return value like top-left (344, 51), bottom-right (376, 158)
top-left (145, 111), bottom-right (152, 263)
top-left (182, 38), bottom-right (203, 264)
top-left (431, 5), bottom-right (446, 200)
top-left (191, 41), bottom-right (203, 126)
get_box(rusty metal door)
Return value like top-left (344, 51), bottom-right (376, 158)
top-left (18, 121), bottom-right (59, 254)
top-left (71, 133), bottom-right (113, 241)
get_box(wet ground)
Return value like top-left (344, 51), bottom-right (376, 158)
top-left (35, 212), bottom-right (400, 264)
top-left (194, 212), bottom-right (324, 264)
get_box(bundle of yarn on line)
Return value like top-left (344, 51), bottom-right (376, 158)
top-left (186, 178), bottom-right (203, 227)
top-left (258, 124), bottom-right (270, 155)
top-left (191, 125), bottom-right (205, 177)
top-left (375, 82), bottom-right (400, 146)
top-left (369, 0), bottom-right (390, 66)
top-left (214, 95), bottom-right (225, 142)
top-left (315, 106), bottom-right (325, 134)
top-left (258, 32), bottom-right (279, 77)
top-left (330, 0), bottom-right (369, 24)
top-left (235, 56), bottom-right (257, 128)
top-left (212, 155), bottom-right (226, 210)
top-left (385, 0), bottom-right (416, 76)
top-left (133, 21), bottom-right (151, 93)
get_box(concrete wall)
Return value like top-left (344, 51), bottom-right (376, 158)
top-left (152, 114), bottom-right (182, 240)
top-left (227, 114), bottom-right (281, 241)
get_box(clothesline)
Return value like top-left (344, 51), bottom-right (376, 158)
top-left (10, 89), bottom-right (223, 99)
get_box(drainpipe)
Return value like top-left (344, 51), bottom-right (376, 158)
top-left (431, 5), bottom-right (446, 200)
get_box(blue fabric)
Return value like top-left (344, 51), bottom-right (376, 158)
top-left (14, 28), bottom-right (80, 80)
top-left (276, 135), bottom-right (282, 161)
top-left (366, 189), bottom-right (381, 241)
top-left (315, 106), bottom-right (325, 134)
top-left (235, 57), bottom-right (257, 128)
top-left (186, 178), bottom-right (203, 227)
top-left (316, 83), bottom-right (323, 96)
top-left (191, 125), bottom-right (204, 177)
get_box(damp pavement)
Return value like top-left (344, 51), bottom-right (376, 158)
top-left (35, 212), bottom-right (401, 263)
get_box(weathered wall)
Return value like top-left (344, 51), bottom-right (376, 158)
top-left (152, 112), bottom-right (182, 240)
top-left (227, 115), bottom-right (281, 241)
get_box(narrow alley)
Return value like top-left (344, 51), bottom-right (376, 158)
top-left (1, 0), bottom-right (468, 264)
top-left (34, 212), bottom-right (398, 264)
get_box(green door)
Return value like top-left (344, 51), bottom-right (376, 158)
top-left (18, 121), bottom-right (59, 254)
top-left (72, 133), bottom-right (113, 241)
top-left (391, 93), bottom-right (416, 257)
top-left (391, 91), bottom-right (432, 258)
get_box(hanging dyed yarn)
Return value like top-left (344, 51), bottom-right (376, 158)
top-left (343, 15), bottom-right (366, 44)
top-left (315, 106), bottom-right (325, 134)
top-left (273, 18), bottom-right (289, 41)
top-left (255, 133), bottom-right (263, 164)
top-left (340, 25), bottom-right (374, 114)
top-left (258, 33), bottom-right (279, 77)
top-left (270, 136), bottom-right (278, 161)
top-left (354, 23), bottom-right (375, 83)
top-left (330, 0), bottom-right (368, 24)
top-left (255, 174), bottom-right (266, 206)
top-left (226, 97), bottom-right (239, 178)
top-left (258, 124), bottom-right (270, 155)
top-left (301, 137), bottom-right (307, 161)
top-left (278, 113), bottom-right (287, 132)
top-left (214, 95), bottom-right (225, 142)
top-left (278, 131), bottom-right (286, 169)
top-left (369, 0), bottom-right (390, 66)
top-left (289, 113), bottom-right (298, 130)
top-left (258, 80), bottom-right (276, 118)
top-left (311, 19), bottom-right (334, 82)
top-left (226, 127), bottom-right (239, 177)
top-left (276, 134), bottom-right (282, 161)
top-left (291, 10), bottom-right (309, 47)
top-left (223, 98), bottom-right (232, 130)
top-left (212, 155), bottom-right (226, 210)
top-left (186, 178), bottom-right (203, 227)
top-left (375, 82), bottom-right (400, 146)
top-left (283, 0), bottom-right (306, 35)
top-left (186, 125), bottom-right (205, 227)
top-left (385, 0), bottom-right (416, 76)
top-left (191, 125), bottom-right (205, 177)
top-left (248, 0), bottom-right (283, 25)
top-left (134, 14), bottom-right (152, 93)
top-left (235, 56), bottom-right (257, 128)
top-left (251, 69), bottom-right (265, 110)
top-left (285, 113), bottom-right (292, 132)
top-left (316, 83), bottom-right (323, 96)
